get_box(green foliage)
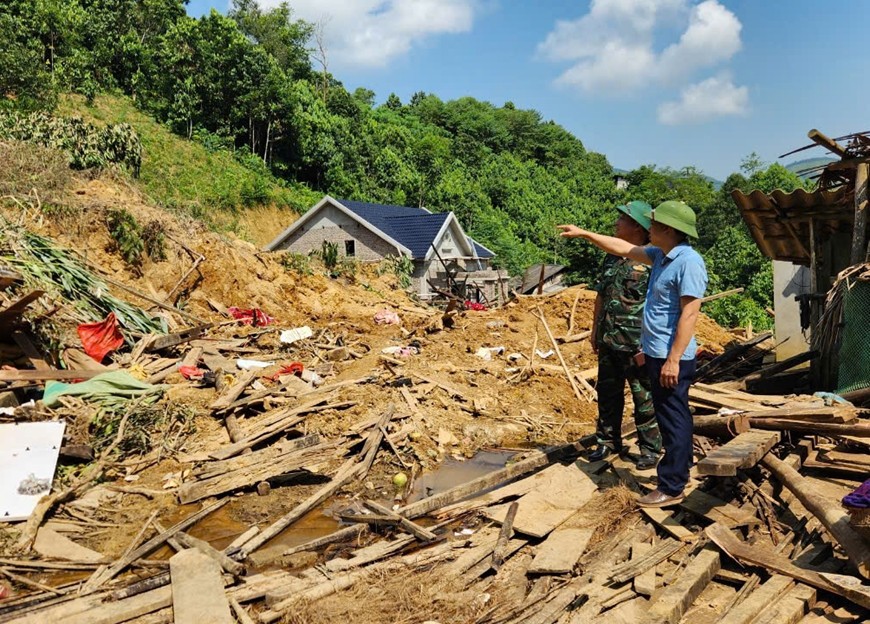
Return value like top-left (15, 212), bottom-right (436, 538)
top-left (142, 220), bottom-right (167, 261)
top-left (379, 254), bottom-right (414, 289)
top-left (106, 208), bottom-right (144, 265)
top-left (0, 110), bottom-right (142, 173)
top-left (281, 251), bottom-right (312, 275)
top-left (319, 240), bottom-right (339, 270)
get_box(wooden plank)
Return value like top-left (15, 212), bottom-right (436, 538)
top-left (762, 454), bottom-right (870, 579)
top-left (718, 574), bottom-right (794, 624)
top-left (33, 527), bottom-right (105, 563)
top-left (704, 523), bottom-right (870, 611)
top-left (80, 498), bottom-right (229, 592)
top-left (640, 507), bottom-right (695, 542)
top-left (697, 431), bottom-right (780, 476)
top-left (529, 527), bottom-right (593, 575)
top-left (362, 500), bottom-right (436, 542)
top-left (645, 545), bottom-right (720, 624)
top-left (145, 324), bottom-right (213, 352)
top-left (680, 489), bottom-right (760, 528)
top-left (169, 549), bottom-right (233, 624)
top-left (753, 583), bottom-right (816, 624)
top-left (209, 369), bottom-right (256, 411)
top-left (11, 332), bottom-right (51, 370)
top-left (178, 440), bottom-right (331, 504)
top-left (750, 420), bottom-right (870, 438)
top-left (632, 542), bottom-right (656, 597)
top-left (0, 368), bottom-right (103, 382)
top-left (59, 587), bottom-right (171, 624)
top-left (0, 290), bottom-right (45, 324)
top-left (434, 461), bottom-right (571, 520)
top-left (483, 462), bottom-right (597, 538)
top-left (744, 406), bottom-right (856, 424)
top-left (399, 443), bottom-right (579, 520)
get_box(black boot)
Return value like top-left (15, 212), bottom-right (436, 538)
top-left (588, 445), bottom-right (615, 462)
top-left (635, 452), bottom-right (660, 470)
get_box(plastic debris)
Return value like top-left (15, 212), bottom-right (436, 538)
top-left (374, 309), bottom-right (401, 325)
top-left (534, 349), bottom-right (555, 359)
top-left (77, 312), bottom-right (125, 363)
top-left (236, 359), bottom-right (274, 370)
top-left (280, 326), bottom-right (313, 344)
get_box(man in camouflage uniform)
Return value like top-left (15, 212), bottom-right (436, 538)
top-left (588, 201), bottom-right (662, 469)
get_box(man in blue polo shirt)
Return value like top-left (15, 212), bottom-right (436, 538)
top-left (557, 200), bottom-right (707, 508)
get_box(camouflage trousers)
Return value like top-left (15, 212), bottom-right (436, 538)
top-left (595, 345), bottom-right (662, 455)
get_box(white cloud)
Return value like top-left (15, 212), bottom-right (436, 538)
top-left (266, 0), bottom-right (478, 68)
top-left (538, 0), bottom-right (743, 94)
top-left (657, 74), bottom-right (748, 124)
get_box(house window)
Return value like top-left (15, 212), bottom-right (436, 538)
top-left (345, 240), bottom-right (356, 257)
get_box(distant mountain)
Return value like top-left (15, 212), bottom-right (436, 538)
top-left (783, 156), bottom-right (837, 179)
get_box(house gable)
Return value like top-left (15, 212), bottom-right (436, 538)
top-left (264, 196), bottom-right (412, 258)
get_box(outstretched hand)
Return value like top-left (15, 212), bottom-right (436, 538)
top-left (556, 224), bottom-right (587, 238)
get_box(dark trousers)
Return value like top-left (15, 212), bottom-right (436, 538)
top-left (595, 346), bottom-right (661, 455)
top-left (645, 356), bottom-right (696, 496)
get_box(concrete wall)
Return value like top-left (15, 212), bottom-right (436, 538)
top-left (273, 204), bottom-right (398, 262)
top-left (773, 260), bottom-right (812, 361)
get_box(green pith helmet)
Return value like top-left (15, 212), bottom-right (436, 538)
top-left (617, 200), bottom-right (652, 231)
top-left (647, 200), bottom-right (698, 239)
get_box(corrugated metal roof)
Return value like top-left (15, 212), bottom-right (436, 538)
top-left (519, 264), bottom-right (566, 294)
top-left (731, 187), bottom-right (853, 265)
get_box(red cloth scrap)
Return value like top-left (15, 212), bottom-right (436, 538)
top-left (227, 306), bottom-right (275, 326)
top-left (77, 312), bottom-right (125, 363)
top-left (266, 362), bottom-right (304, 382)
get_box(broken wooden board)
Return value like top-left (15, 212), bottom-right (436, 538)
top-left (697, 430), bottom-right (780, 476)
top-left (744, 406), bottom-right (857, 424)
top-left (34, 527), bottom-right (105, 563)
top-left (0, 369), bottom-right (102, 382)
top-left (0, 290), bottom-right (45, 326)
top-left (169, 548), bottom-right (233, 624)
top-left (528, 527), bottom-right (593, 575)
top-left (632, 542), bottom-right (656, 597)
top-left (434, 462), bottom-right (580, 520)
top-left (483, 462), bottom-right (597, 538)
top-left (680, 489), bottom-right (760, 528)
top-left (705, 523), bottom-right (870, 611)
top-left (717, 574), bottom-right (794, 624)
top-left (644, 545), bottom-right (720, 624)
top-left (639, 507), bottom-right (695, 542)
top-left (145, 324), bottom-right (213, 352)
top-left (752, 583), bottom-right (816, 624)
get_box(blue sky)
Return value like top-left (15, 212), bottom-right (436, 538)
top-left (186, 1), bottom-right (869, 181)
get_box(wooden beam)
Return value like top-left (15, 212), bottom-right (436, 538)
top-left (761, 454), bottom-right (870, 579)
top-left (697, 431), bottom-right (779, 476)
top-left (807, 129), bottom-right (848, 158)
top-left (704, 522), bottom-right (870, 611)
top-left (851, 162), bottom-right (868, 264)
top-left (0, 369), bottom-right (103, 382)
top-left (169, 549), bottom-right (233, 624)
top-left (398, 443), bottom-right (578, 519)
top-left (645, 545), bottom-right (720, 624)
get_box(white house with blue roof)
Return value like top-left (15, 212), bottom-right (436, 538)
top-left (265, 195), bottom-right (506, 301)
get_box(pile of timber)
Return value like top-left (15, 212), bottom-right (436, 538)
top-left (2, 287), bottom-right (870, 623)
top-left (5, 396), bottom-right (870, 624)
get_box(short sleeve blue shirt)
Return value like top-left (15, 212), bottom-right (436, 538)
top-left (641, 243), bottom-right (708, 360)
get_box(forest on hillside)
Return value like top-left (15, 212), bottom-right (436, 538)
top-left (0, 0), bottom-right (812, 328)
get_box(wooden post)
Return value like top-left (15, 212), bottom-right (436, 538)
top-left (852, 162), bottom-right (869, 264)
top-left (762, 454), bottom-right (870, 579)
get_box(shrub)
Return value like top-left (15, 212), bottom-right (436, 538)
top-left (320, 240), bottom-right (339, 271)
top-left (281, 252), bottom-right (312, 275)
top-left (106, 208), bottom-right (144, 265)
top-left (142, 221), bottom-right (167, 261)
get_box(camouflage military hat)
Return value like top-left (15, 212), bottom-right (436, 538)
top-left (617, 200), bottom-right (652, 231)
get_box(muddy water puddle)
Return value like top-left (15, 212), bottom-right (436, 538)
top-left (151, 449), bottom-right (519, 568)
top-left (405, 448), bottom-right (517, 503)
